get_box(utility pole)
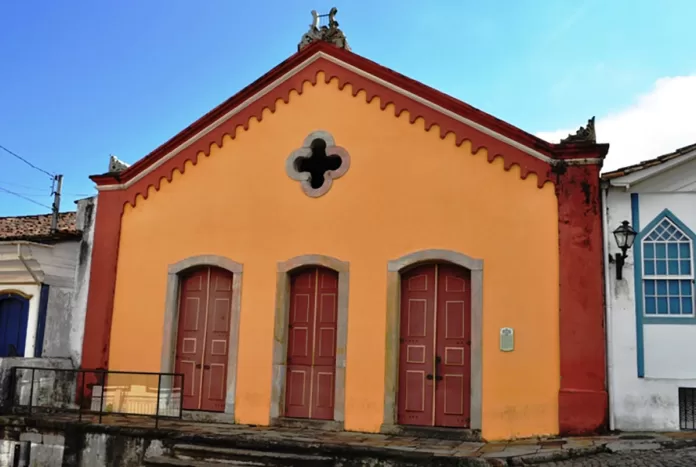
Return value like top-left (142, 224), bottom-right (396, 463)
top-left (50, 174), bottom-right (63, 233)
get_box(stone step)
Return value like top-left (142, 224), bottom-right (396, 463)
top-left (170, 443), bottom-right (333, 466)
top-left (145, 455), bottom-right (265, 466)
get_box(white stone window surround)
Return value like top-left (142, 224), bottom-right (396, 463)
top-left (285, 130), bottom-right (351, 198)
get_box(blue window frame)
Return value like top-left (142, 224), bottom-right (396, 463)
top-left (640, 213), bottom-right (695, 318)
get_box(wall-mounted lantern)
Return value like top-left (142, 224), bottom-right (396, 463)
top-left (611, 220), bottom-right (637, 280)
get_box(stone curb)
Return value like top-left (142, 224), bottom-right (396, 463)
top-left (491, 444), bottom-right (609, 466)
top-left (659, 439), bottom-right (696, 450)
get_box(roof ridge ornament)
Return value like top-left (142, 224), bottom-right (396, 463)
top-left (108, 154), bottom-right (130, 173)
top-left (298, 7), bottom-right (350, 52)
top-left (560, 117), bottom-right (596, 144)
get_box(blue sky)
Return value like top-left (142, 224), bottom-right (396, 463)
top-left (1, 0), bottom-right (695, 216)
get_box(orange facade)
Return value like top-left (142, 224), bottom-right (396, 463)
top-left (81, 42), bottom-right (609, 440)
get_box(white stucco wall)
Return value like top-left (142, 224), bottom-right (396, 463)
top-left (606, 174), bottom-right (696, 431)
top-left (69, 196), bottom-right (97, 366)
top-left (0, 242), bottom-right (79, 360)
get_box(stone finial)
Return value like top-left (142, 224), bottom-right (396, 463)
top-left (560, 117), bottom-right (596, 144)
top-left (298, 7), bottom-right (350, 52)
top-left (108, 155), bottom-right (130, 173)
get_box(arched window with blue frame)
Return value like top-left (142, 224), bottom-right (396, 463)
top-left (639, 210), bottom-right (695, 318)
top-left (0, 290), bottom-right (30, 357)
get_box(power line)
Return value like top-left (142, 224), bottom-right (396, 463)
top-left (0, 179), bottom-right (53, 193)
top-left (0, 143), bottom-right (54, 178)
top-left (0, 185), bottom-right (53, 210)
top-left (0, 180), bottom-right (94, 198)
top-left (2, 191), bottom-right (51, 197)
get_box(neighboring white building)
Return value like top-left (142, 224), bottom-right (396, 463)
top-left (0, 198), bottom-right (96, 408)
top-left (603, 143), bottom-right (696, 432)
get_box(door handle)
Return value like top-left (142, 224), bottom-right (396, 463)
top-left (435, 355), bottom-right (442, 364)
top-left (195, 364), bottom-right (202, 369)
top-left (426, 374), bottom-right (434, 380)
top-left (203, 365), bottom-right (210, 370)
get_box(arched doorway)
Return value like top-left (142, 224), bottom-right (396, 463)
top-left (0, 291), bottom-right (30, 358)
top-left (284, 266), bottom-right (339, 420)
top-left (398, 263), bottom-right (471, 428)
top-left (175, 266), bottom-right (234, 412)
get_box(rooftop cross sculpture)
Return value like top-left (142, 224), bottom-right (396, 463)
top-left (298, 7), bottom-right (350, 52)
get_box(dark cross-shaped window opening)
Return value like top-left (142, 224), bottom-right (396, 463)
top-left (296, 138), bottom-right (343, 189)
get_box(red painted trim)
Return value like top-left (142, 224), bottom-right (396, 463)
top-left (91, 41), bottom-right (608, 196)
top-left (555, 153), bottom-right (608, 435)
top-left (80, 190), bottom-right (124, 373)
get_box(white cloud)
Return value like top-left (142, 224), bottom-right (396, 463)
top-left (536, 75), bottom-right (696, 172)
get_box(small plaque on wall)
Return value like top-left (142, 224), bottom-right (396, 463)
top-left (500, 327), bottom-right (514, 352)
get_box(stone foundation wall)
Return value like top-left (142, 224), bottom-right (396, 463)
top-left (0, 426), bottom-right (163, 467)
top-left (0, 358), bottom-right (76, 411)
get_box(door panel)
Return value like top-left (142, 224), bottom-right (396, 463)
top-left (175, 270), bottom-right (208, 410)
top-left (311, 268), bottom-right (338, 420)
top-left (284, 267), bottom-right (338, 420)
top-left (397, 265), bottom-right (436, 426)
top-left (434, 264), bottom-right (471, 427)
top-left (200, 269), bottom-right (234, 412)
top-left (175, 267), bottom-right (233, 412)
top-left (285, 269), bottom-right (316, 419)
top-left (397, 263), bottom-right (471, 428)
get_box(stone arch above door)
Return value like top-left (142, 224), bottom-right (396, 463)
top-left (161, 255), bottom-right (243, 417)
top-left (382, 249), bottom-right (483, 433)
top-left (270, 254), bottom-right (349, 430)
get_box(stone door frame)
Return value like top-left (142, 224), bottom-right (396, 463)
top-left (382, 249), bottom-right (484, 432)
top-left (160, 255), bottom-right (243, 417)
top-left (270, 254), bottom-right (349, 430)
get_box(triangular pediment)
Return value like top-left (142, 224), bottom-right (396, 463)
top-left (91, 42), bottom-right (607, 208)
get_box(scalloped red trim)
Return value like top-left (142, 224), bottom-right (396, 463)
top-left (105, 61), bottom-right (556, 210)
top-left (94, 43), bottom-right (610, 211)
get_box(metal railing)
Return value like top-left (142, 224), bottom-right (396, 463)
top-left (8, 367), bottom-right (184, 428)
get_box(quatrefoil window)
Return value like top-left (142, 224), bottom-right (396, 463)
top-left (285, 131), bottom-right (351, 197)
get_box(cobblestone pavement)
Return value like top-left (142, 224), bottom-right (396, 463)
top-left (538, 447), bottom-right (696, 466)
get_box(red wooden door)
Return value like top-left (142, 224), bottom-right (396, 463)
top-left (434, 264), bottom-right (471, 427)
top-left (285, 267), bottom-right (338, 420)
top-left (175, 267), bottom-right (233, 412)
top-left (175, 269), bottom-right (207, 411)
top-left (200, 269), bottom-right (233, 411)
top-left (397, 264), bottom-right (436, 426)
top-left (398, 264), bottom-right (471, 428)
